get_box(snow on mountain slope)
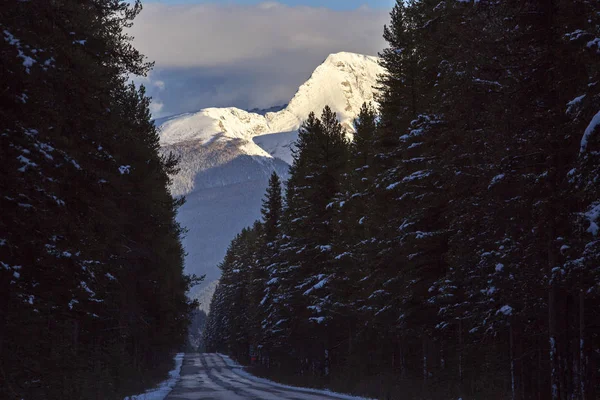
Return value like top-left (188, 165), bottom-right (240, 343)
top-left (160, 107), bottom-right (270, 149)
top-left (163, 136), bottom-right (288, 197)
top-left (189, 280), bottom-right (219, 315)
top-left (157, 52), bottom-right (384, 289)
top-left (264, 52), bottom-right (382, 134)
top-left (252, 131), bottom-right (298, 165)
top-left (159, 52), bottom-right (383, 169)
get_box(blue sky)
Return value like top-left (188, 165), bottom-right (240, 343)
top-left (148, 0), bottom-right (395, 10)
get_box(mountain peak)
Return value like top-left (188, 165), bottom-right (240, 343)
top-left (158, 52), bottom-right (384, 148)
top-left (273, 51), bottom-right (382, 133)
top-left (323, 51), bottom-right (379, 65)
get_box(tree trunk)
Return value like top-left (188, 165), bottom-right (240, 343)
top-left (400, 343), bottom-right (407, 379)
top-left (549, 285), bottom-right (568, 400)
top-left (510, 324), bottom-right (516, 400)
top-left (579, 291), bottom-right (586, 400)
top-left (324, 348), bottom-right (330, 377)
top-left (459, 320), bottom-right (464, 394)
top-left (538, 344), bottom-right (542, 400)
top-left (549, 285), bottom-right (559, 400)
top-left (423, 336), bottom-right (428, 385)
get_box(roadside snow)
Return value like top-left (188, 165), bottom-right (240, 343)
top-left (218, 354), bottom-right (375, 400)
top-left (124, 353), bottom-right (184, 400)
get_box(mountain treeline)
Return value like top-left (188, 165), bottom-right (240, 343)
top-left (1, 1), bottom-right (198, 399)
top-left (205, 1), bottom-right (600, 399)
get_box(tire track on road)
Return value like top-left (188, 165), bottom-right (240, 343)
top-left (213, 354), bottom-right (360, 400)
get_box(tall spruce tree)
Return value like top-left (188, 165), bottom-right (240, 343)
top-left (261, 172), bottom-right (283, 243)
top-left (269, 107), bottom-right (350, 376)
top-left (254, 173), bottom-right (283, 364)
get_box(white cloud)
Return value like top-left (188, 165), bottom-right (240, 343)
top-left (128, 2), bottom-right (389, 118)
top-left (149, 100), bottom-right (164, 116)
top-left (258, 1), bottom-right (284, 10)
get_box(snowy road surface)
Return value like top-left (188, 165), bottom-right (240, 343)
top-left (165, 353), bottom-right (365, 400)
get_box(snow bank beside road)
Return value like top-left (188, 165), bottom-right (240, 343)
top-left (218, 353), bottom-right (375, 400)
top-left (124, 353), bottom-right (184, 400)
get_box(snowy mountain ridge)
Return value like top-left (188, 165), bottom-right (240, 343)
top-left (189, 280), bottom-right (219, 314)
top-left (159, 52), bottom-right (383, 169)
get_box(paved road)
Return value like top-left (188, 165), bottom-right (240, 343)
top-left (166, 353), bottom-right (354, 400)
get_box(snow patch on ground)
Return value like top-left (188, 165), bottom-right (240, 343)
top-left (124, 353), bottom-right (184, 400)
top-left (218, 354), bottom-right (375, 400)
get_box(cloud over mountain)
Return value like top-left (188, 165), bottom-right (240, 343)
top-left (128, 2), bottom-right (388, 117)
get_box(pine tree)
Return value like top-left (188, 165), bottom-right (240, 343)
top-left (263, 107), bottom-right (350, 376)
top-left (253, 173), bottom-right (283, 364)
top-left (205, 1), bottom-right (600, 398)
top-left (261, 172), bottom-right (283, 243)
top-left (0, 1), bottom-right (197, 398)
top-left (351, 102), bottom-right (377, 170)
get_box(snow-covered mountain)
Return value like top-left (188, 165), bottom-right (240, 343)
top-left (158, 52), bottom-right (384, 288)
top-left (189, 280), bottom-right (219, 314)
top-left (248, 104), bottom-right (288, 116)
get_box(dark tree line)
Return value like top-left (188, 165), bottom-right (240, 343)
top-left (205, 1), bottom-right (600, 399)
top-left (186, 309), bottom-right (208, 352)
top-left (1, 1), bottom-right (198, 399)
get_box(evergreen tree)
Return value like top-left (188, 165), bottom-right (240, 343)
top-left (0, 1), bottom-right (198, 398)
top-left (261, 172), bottom-right (283, 243)
top-left (205, 1), bottom-right (600, 398)
top-left (351, 102), bottom-right (377, 170)
top-left (254, 173), bottom-right (283, 364)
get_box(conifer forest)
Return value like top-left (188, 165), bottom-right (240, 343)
top-left (1, 1), bottom-right (198, 399)
top-left (204, 1), bottom-right (600, 399)
top-left (2, 0), bottom-right (600, 399)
